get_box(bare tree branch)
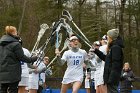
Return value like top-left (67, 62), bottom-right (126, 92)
top-left (18, 0), bottom-right (27, 35)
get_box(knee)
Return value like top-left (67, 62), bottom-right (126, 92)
top-left (72, 89), bottom-right (78, 93)
top-left (60, 89), bottom-right (67, 93)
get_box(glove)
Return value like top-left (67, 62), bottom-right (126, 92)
top-left (127, 77), bottom-right (132, 81)
top-left (45, 67), bottom-right (52, 76)
top-left (29, 69), bottom-right (36, 74)
top-left (89, 48), bottom-right (95, 53)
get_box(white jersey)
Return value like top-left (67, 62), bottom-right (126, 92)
top-left (94, 44), bottom-right (107, 87)
top-left (28, 61), bottom-right (46, 89)
top-left (99, 45), bottom-right (107, 55)
top-left (90, 58), bottom-right (96, 79)
top-left (61, 49), bottom-right (88, 84)
top-left (21, 48), bottom-right (31, 77)
top-left (29, 61), bottom-right (46, 82)
top-left (37, 62), bottom-right (46, 83)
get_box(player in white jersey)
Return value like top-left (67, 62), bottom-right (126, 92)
top-left (28, 54), bottom-right (49, 93)
top-left (94, 35), bottom-right (108, 93)
top-left (37, 57), bottom-right (52, 93)
top-left (55, 36), bottom-right (88, 93)
top-left (18, 47), bottom-right (31, 93)
top-left (84, 41), bottom-right (100, 93)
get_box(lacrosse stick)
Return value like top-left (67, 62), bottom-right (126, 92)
top-left (46, 38), bottom-right (69, 68)
top-left (62, 10), bottom-right (87, 38)
top-left (55, 23), bottom-right (63, 49)
top-left (61, 17), bottom-right (92, 47)
top-left (61, 18), bottom-right (74, 37)
top-left (31, 23), bottom-right (49, 54)
top-left (35, 22), bottom-right (63, 67)
top-left (62, 10), bottom-right (90, 44)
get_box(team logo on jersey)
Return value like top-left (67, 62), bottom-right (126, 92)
top-left (68, 56), bottom-right (82, 59)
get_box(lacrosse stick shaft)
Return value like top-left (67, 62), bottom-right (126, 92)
top-left (35, 38), bottom-right (50, 66)
top-left (71, 20), bottom-right (90, 43)
top-left (56, 31), bottom-right (59, 49)
top-left (47, 47), bottom-right (65, 68)
top-left (62, 10), bottom-right (91, 46)
top-left (36, 23), bottom-right (63, 67)
top-left (32, 40), bottom-right (39, 53)
top-left (47, 38), bottom-right (69, 68)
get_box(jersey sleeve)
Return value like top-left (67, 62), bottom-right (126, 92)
top-left (23, 48), bottom-right (31, 57)
top-left (84, 50), bottom-right (88, 61)
top-left (61, 51), bottom-right (68, 61)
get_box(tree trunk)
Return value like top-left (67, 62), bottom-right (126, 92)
top-left (119, 0), bottom-right (126, 39)
top-left (57, 0), bottom-right (62, 19)
top-left (128, 0), bottom-right (132, 64)
top-left (77, 0), bottom-right (86, 28)
top-left (114, 0), bottom-right (117, 28)
top-left (95, 0), bottom-right (101, 39)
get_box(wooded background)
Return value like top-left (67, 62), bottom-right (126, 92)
top-left (0, 0), bottom-right (140, 89)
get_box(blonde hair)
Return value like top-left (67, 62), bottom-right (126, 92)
top-left (106, 36), bottom-right (113, 54)
top-left (5, 26), bottom-right (17, 35)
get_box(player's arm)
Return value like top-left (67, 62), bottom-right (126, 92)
top-left (56, 56), bottom-right (66, 66)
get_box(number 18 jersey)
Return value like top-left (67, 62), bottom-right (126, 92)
top-left (61, 49), bottom-right (87, 84)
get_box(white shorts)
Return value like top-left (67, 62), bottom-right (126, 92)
top-left (28, 73), bottom-right (39, 89)
top-left (94, 69), bottom-right (104, 88)
top-left (62, 78), bottom-right (83, 84)
top-left (28, 80), bottom-right (39, 89)
top-left (18, 77), bottom-right (29, 87)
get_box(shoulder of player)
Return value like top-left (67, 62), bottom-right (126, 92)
top-left (78, 48), bottom-right (87, 53)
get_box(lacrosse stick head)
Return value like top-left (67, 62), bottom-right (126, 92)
top-left (40, 23), bottom-right (49, 31)
top-left (62, 9), bottom-right (72, 21)
top-left (32, 49), bottom-right (44, 58)
top-left (38, 23), bottom-right (49, 39)
top-left (62, 20), bottom-right (74, 37)
top-left (59, 18), bottom-right (66, 23)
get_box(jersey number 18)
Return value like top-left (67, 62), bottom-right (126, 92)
top-left (73, 60), bottom-right (79, 65)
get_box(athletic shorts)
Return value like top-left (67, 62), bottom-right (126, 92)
top-left (62, 77), bottom-right (83, 84)
top-left (28, 80), bottom-right (39, 89)
top-left (18, 77), bottom-right (29, 87)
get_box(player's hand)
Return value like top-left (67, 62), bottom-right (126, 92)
top-left (55, 49), bottom-right (60, 56)
top-left (89, 48), bottom-right (95, 53)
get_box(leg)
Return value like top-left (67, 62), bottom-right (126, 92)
top-left (28, 79), bottom-right (38, 93)
top-left (72, 81), bottom-right (82, 93)
top-left (60, 83), bottom-right (70, 93)
top-left (96, 86), bottom-right (100, 93)
top-left (100, 84), bottom-right (107, 93)
top-left (0, 83), bottom-right (8, 93)
top-left (29, 89), bottom-right (37, 93)
top-left (18, 86), bottom-right (28, 93)
top-left (86, 88), bottom-right (90, 93)
top-left (18, 77), bottom-right (29, 93)
top-left (8, 81), bottom-right (19, 93)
